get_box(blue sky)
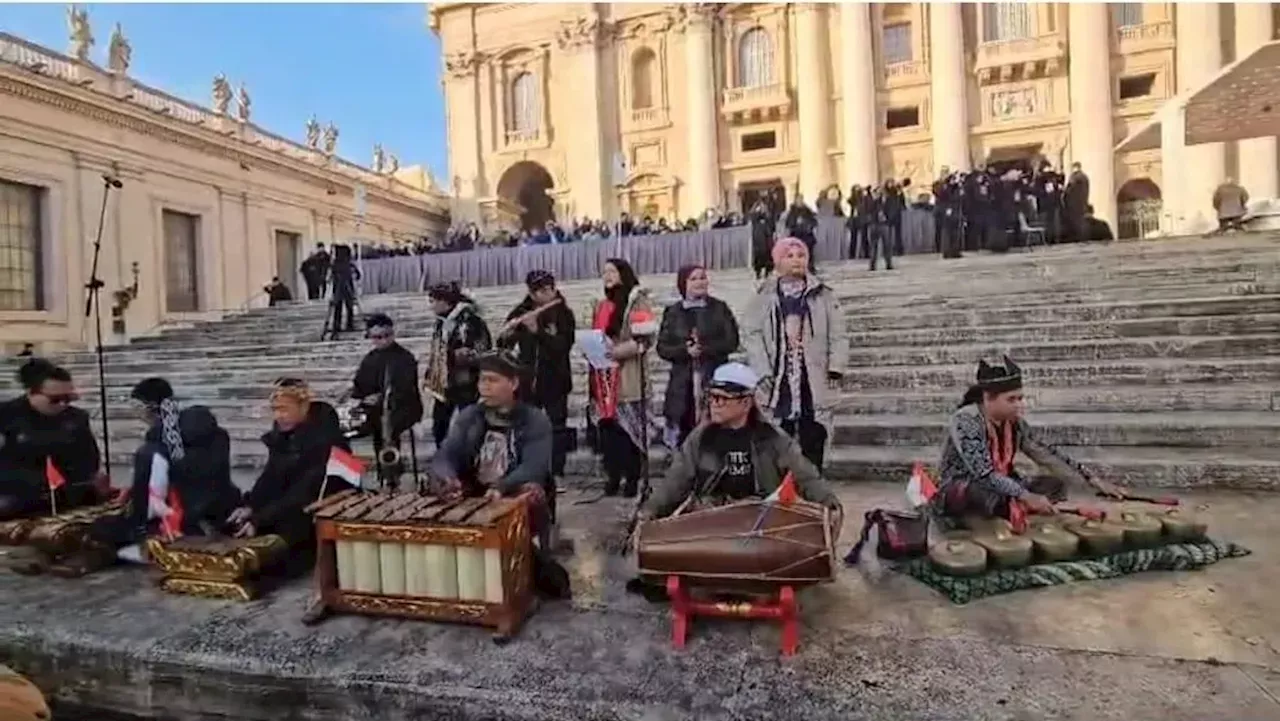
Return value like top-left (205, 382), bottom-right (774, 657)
top-left (2, 3), bottom-right (448, 177)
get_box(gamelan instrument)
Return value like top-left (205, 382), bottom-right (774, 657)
top-left (308, 490), bottom-right (534, 640)
top-left (635, 498), bottom-right (840, 656)
top-left (146, 534), bottom-right (290, 601)
top-left (0, 503), bottom-right (126, 558)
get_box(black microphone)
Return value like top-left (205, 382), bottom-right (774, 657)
top-left (102, 174), bottom-right (123, 189)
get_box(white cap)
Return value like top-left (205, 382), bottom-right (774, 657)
top-left (709, 362), bottom-right (759, 394)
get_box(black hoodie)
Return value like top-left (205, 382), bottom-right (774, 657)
top-left (133, 405), bottom-right (240, 533)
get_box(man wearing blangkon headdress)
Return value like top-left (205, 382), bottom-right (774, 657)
top-left (932, 356), bottom-right (1126, 526)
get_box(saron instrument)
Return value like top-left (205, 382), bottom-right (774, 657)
top-left (147, 534), bottom-right (290, 601)
top-left (308, 490), bottom-right (534, 640)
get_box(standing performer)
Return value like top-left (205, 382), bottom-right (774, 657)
top-left (748, 196), bottom-right (776, 279)
top-left (783, 194), bottom-right (818, 272)
top-left (588, 258), bottom-right (658, 498)
top-left (299, 242), bottom-right (331, 301)
top-left (0, 359), bottom-right (107, 520)
top-left (327, 244), bottom-right (360, 335)
top-left (656, 265), bottom-right (740, 447)
top-left (423, 281), bottom-right (492, 446)
top-left (497, 270), bottom-right (576, 484)
top-left (349, 314), bottom-right (423, 486)
top-left (744, 238), bottom-right (848, 472)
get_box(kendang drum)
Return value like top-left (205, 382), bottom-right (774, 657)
top-left (308, 490), bottom-right (534, 641)
top-left (147, 534), bottom-right (290, 601)
top-left (636, 498), bottom-right (840, 656)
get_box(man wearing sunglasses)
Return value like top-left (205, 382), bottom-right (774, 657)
top-left (639, 363), bottom-right (841, 522)
top-left (348, 313), bottom-right (424, 483)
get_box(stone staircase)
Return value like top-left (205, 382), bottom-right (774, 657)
top-left (4, 233), bottom-right (1280, 492)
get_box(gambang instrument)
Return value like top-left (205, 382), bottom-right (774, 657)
top-left (147, 534), bottom-right (290, 601)
top-left (309, 490), bottom-right (534, 640)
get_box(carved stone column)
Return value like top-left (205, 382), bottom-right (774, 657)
top-left (1235, 2), bottom-right (1278, 202)
top-left (682, 6), bottom-right (721, 215)
top-left (557, 16), bottom-right (611, 220)
top-left (1175, 3), bottom-right (1225, 232)
top-left (840, 3), bottom-right (877, 189)
top-left (929, 3), bottom-right (970, 173)
top-left (444, 50), bottom-right (486, 223)
top-left (796, 3), bottom-right (833, 200)
top-left (1067, 2), bottom-right (1117, 230)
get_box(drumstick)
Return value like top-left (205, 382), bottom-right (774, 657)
top-left (1056, 504), bottom-right (1107, 521)
top-left (1096, 491), bottom-right (1180, 506)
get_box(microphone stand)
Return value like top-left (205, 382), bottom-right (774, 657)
top-left (86, 175), bottom-right (121, 478)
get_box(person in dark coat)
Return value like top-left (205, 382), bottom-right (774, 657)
top-left (300, 243), bottom-right (331, 301)
top-left (264, 277), bottom-right (293, 307)
top-left (423, 281), bottom-right (492, 446)
top-left (496, 270), bottom-right (576, 480)
top-left (748, 198), bottom-right (777, 279)
top-left (1064, 163), bottom-right (1091, 243)
top-left (349, 313), bottom-right (424, 487)
top-left (656, 265), bottom-right (741, 447)
top-left (783, 194), bottom-right (818, 272)
top-left (0, 359), bottom-right (105, 520)
top-left (328, 244), bottom-right (360, 333)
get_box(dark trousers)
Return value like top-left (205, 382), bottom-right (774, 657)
top-left (778, 418), bottom-right (828, 473)
top-left (942, 474), bottom-right (1066, 520)
top-left (850, 223), bottom-right (870, 259)
top-left (304, 277), bottom-right (322, 301)
top-left (868, 224), bottom-right (894, 271)
top-left (940, 217), bottom-right (963, 259)
top-left (330, 294), bottom-right (355, 331)
top-left (599, 420), bottom-right (643, 497)
top-left (794, 230), bottom-right (817, 271)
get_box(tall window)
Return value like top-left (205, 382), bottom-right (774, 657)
top-left (631, 47), bottom-right (657, 110)
top-left (882, 23), bottom-right (913, 64)
top-left (737, 27), bottom-right (774, 88)
top-left (982, 3), bottom-right (1033, 42)
top-left (0, 179), bottom-right (44, 311)
top-left (163, 209), bottom-right (200, 312)
top-left (510, 72), bottom-right (539, 135)
top-left (1111, 3), bottom-right (1143, 29)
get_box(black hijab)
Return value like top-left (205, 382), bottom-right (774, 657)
top-left (602, 257), bottom-right (639, 338)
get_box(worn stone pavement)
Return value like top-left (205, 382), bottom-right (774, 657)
top-left (1, 482), bottom-right (1277, 721)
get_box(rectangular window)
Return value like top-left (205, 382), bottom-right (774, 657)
top-left (1111, 3), bottom-right (1143, 29)
top-left (886, 106), bottom-right (921, 130)
top-left (0, 179), bottom-right (45, 311)
top-left (1118, 73), bottom-right (1156, 100)
top-left (163, 209), bottom-right (200, 312)
top-left (882, 23), bottom-right (912, 65)
top-left (741, 130), bottom-right (777, 152)
top-left (982, 3), bottom-right (1033, 42)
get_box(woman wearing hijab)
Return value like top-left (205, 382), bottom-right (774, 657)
top-left (588, 258), bottom-right (657, 497)
top-left (656, 265), bottom-right (740, 447)
top-left (744, 237), bottom-right (848, 472)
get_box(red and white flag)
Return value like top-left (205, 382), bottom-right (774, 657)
top-left (906, 462), bottom-right (938, 508)
top-left (326, 447), bottom-right (365, 487)
top-left (766, 471), bottom-right (799, 506)
top-left (45, 457), bottom-right (66, 491)
top-left (159, 489), bottom-right (184, 539)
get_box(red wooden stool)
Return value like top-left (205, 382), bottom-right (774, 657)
top-left (666, 575), bottom-right (800, 656)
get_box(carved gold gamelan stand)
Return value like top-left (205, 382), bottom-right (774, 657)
top-left (146, 535), bottom-right (289, 601)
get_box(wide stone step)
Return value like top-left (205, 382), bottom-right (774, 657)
top-left (103, 442), bottom-right (1280, 492)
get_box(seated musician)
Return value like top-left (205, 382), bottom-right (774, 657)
top-left (934, 356), bottom-right (1124, 525)
top-left (0, 359), bottom-right (108, 521)
top-left (349, 313), bottom-right (424, 484)
top-left (226, 378), bottom-right (354, 556)
top-left (432, 350), bottom-right (570, 599)
top-left (638, 363), bottom-right (841, 523)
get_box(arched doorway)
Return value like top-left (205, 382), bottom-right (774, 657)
top-left (1117, 178), bottom-right (1162, 239)
top-left (497, 161), bottom-right (555, 231)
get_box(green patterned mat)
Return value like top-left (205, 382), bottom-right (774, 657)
top-left (897, 539), bottom-right (1251, 604)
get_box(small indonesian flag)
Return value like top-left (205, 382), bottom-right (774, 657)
top-left (45, 457), bottom-right (66, 490)
top-left (629, 307), bottom-right (659, 337)
top-left (767, 471), bottom-right (799, 506)
top-left (905, 462), bottom-right (938, 508)
top-left (326, 447), bottom-right (365, 486)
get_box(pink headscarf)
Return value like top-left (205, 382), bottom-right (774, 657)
top-left (771, 236), bottom-right (809, 269)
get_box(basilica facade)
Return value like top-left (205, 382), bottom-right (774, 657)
top-left (0, 26), bottom-right (449, 352)
top-left (431, 2), bottom-right (1280, 238)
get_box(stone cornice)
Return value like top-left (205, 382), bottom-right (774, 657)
top-left (672, 3), bottom-right (721, 33)
top-left (0, 70), bottom-right (448, 223)
top-left (444, 49), bottom-right (485, 79)
top-left (555, 15), bottom-right (613, 52)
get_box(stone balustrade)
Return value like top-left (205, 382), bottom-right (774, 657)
top-left (719, 82), bottom-right (791, 122)
top-left (973, 33), bottom-right (1066, 83)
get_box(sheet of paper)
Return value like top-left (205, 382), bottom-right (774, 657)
top-left (575, 329), bottom-right (616, 370)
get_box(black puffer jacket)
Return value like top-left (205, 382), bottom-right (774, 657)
top-left (133, 405), bottom-right (240, 533)
top-left (656, 297), bottom-right (741, 425)
top-left (245, 402), bottom-right (351, 537)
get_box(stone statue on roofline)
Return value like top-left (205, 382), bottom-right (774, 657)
top-left (305, 116), bottom-right (321, 149)
top-left (386, 154), bottom-right (399, 174)
top-left (212, 74), bottom-right (232, 115)
top-left (66, 5), bottom-right (94, 62)
top-left (107, 23), bottom-right (130, 74)
top-left (372, 144), bottom-right (386, 173)
top-left (322, 122), bottom-right (339, 155)
top-left (236, 83), bottom-right (252, 122)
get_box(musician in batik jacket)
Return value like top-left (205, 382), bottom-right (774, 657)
top-left (227, 378), bottom-right (355, 554)
top-left (744, 237), bottom-right (848, 473)
top-left (496, 270), bottom-right (576, 481)
top-left (424, 281), bottom-right (492, 446)
top-left (349, 313), bottom-right (423, 467)
top-left (0, 359), bottom-right (106, 520)
top-left (656, 265), bottom-right (740, 448)
top-left (933, 357), bottom-right (1125, 524)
